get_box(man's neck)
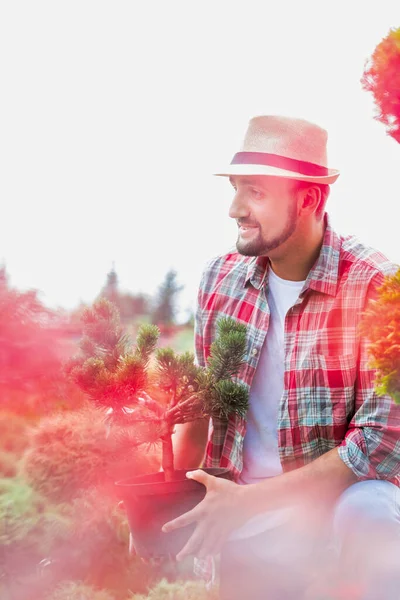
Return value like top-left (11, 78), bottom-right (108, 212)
top-left (268, 222), bottom-right (326, 282)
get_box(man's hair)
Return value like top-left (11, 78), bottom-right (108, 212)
top-left (291, 180), bottom-right (330, 220)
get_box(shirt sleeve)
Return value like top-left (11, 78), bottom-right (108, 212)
top-left (194, 266), bottom-right (208, 369)
top-left (338, 271), bottom-right (400, 482)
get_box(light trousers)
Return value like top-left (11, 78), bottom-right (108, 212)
top-left (220, 480), bottom-right (400, 600)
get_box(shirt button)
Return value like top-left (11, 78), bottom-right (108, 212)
top-left (252, 348), bottom-right (258, 356)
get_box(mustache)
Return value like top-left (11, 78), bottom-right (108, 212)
top-left (237, 220), bottom-right (259, 227)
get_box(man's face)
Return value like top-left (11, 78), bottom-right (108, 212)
top-left (228, 175), bottom-right (299, 257)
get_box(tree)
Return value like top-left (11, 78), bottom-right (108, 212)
top-left (0, 267), bottom-right (78, 415)
top-left (362, 27), bottom-right (400, 143)
top-left (101, 265), bottom-right (119, 306)
top-left (67, 299), bottom-right (249, 482)
top-left (152, 270), bottom-right (183, 327)
top-left (99, 266), bottom-right (150, 321)
top-left (361, 27), bottom-right (400, 404)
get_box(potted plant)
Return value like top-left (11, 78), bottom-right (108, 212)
top-left (67, 299), bottom-right (248, 558)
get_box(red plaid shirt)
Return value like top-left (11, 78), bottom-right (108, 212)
top-left (195, 214), bottom-right (400, 485)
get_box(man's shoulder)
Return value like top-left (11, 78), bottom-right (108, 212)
top-left (339, 233), bottom-right (398, 283)
top-left (200, 248), bottom-right (252, 284)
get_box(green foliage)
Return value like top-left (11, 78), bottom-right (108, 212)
top-left (0, 477), bottom-right (73, 599)
top-left (156, 348), bottom-right (200, 403)
top-left (45, 581), bottom-right (116, 600)
top-left (0, 450), bottom-right (19, 478)
top-left (129, 578), bottom-right (218, 600)
top-left (157, 316), bottom-right (249, 422)
top-left (135, 324), bottom-right (160, 363)
top-left (0, 410), bottom-right (31, 477)
top-left (207, 318), bottom-right (247, 382)
top-left (361, 268), bottom-right (400, 403)
top-left (0, 411), bottom-right (29, 455)
top-left (200, 317), bottom-right (248, 419)
top-left (210, 379), bottom-right (249, 420)
top-left (0, 478), bottom-right (47, 547)
top-left (68, 301), bottom-right (248, 480)
top-left (0, 477), bottom-right (156, 598)
top-left (41, 489), bottom-right (158, 597)
top-left (51, 491), bottom-right (134, 586)
top-left (362, 27), bottom-right (400, 143)
top-left (67, 299), bottom-right (160, 411)
top-left (20, 406), bottom-right (160, 502)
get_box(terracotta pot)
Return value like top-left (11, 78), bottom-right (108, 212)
top-left (115, 468), bottom-right (231, 559)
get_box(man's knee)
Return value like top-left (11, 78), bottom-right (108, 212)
top-left (333, 480), bottom-right (400, 552)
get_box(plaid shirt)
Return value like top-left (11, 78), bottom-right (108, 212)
top-left (195, 214), bottom-right (400, 485)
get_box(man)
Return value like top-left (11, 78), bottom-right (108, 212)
top-left (164, 116), bottom-right (400, 599)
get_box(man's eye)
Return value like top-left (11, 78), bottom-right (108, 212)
top-left (251, 188), bottom-right (263, 198)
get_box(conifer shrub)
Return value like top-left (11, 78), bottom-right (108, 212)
top-left (0, 410), bottom-right (29, 455)
top-left (362, 27), bottom-right (400, 142)
top-left (20, 405), bottom-right (159, 503)
top-left (361, 268), bottom-right (400, 403)
top-left (0, 451), bottom-right (18, 478)
top-left (0, 267), bottom-right (84, 417)
top-left (46, 489), bottom-right (154, 594)
top-left (0, 478), bottom-right (155, 599)
top-left (0, 477), bottom-right (69, 592)
top-left (0, 411), bottom-right (31, 477)
top-left (129, 578), bottom-right (219, 600)
top-left (0, 477), bottom-right (48, 549)
top-left (68, 299), bottom-right (249, 481)
top-left (45, 580), bottom-right (116, 600)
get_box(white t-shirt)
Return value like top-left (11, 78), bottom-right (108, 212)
top-left (229, 268), bottom-right (305, 540)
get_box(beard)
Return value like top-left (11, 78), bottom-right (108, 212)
top-left (236, 203), bottom-right (298, 256)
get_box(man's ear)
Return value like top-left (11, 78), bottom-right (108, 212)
top-left (298, 186), bottom-right (321, 216)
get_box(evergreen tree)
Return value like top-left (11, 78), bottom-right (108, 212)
top-left (0, 266), bottom-right (78, 415)
top-left (152, 270), bottom-right (183, 327)
top-left (68, 299), bottom-right (249, 481)
top-left (99, 266), bottom-right (150, 321)
top-left (102, 264), bottom-right (119, 306)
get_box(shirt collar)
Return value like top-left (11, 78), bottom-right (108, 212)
top-left (244, 213), bottom-right (341, 297)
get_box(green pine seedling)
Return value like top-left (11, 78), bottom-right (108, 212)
top-left (68, 300), bottom-right (249, 481)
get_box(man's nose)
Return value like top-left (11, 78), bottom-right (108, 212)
top-left (228, 191), bottom-right (249, 219)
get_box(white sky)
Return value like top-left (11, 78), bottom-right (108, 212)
top-left (1, 1), bottom-right (399, 321)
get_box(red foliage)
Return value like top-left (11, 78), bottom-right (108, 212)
top-left (362, 27), bottom-right (400, 143)
top-left (0, 268), bottom-right (84, 416)
top-left (361, 268), bottom-right (400, 403)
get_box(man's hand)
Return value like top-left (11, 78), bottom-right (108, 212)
top-left (161, 470), bottom-right (251, 561)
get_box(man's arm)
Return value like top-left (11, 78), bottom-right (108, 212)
top-left (244, 446), bottom-right (358, 512)
top-left (337, 271), bottom-right (400, 482)
top-left (163, 446), bottom-right (358, 560)
top-left (172, 418), bottom-right (209, 470)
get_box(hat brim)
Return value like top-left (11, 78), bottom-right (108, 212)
top-left (214, 164), bottom-right (340, 185)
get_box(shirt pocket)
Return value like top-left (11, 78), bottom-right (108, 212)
top-left (305, 353), bottom-right (357, 422)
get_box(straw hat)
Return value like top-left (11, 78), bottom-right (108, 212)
top-left (215, 115), bottom-right (340, 185)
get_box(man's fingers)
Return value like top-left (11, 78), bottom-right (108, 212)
top-left (175, 525), bottom-right (204, 561)
top-left (162, 506), bottom-right (199, 532)
top-left (186, 468), bottom-right (213, 487)
top-left (196, 525), bottom-right (223, 558)
top-left (204, 528), bottom-right (226, 557)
